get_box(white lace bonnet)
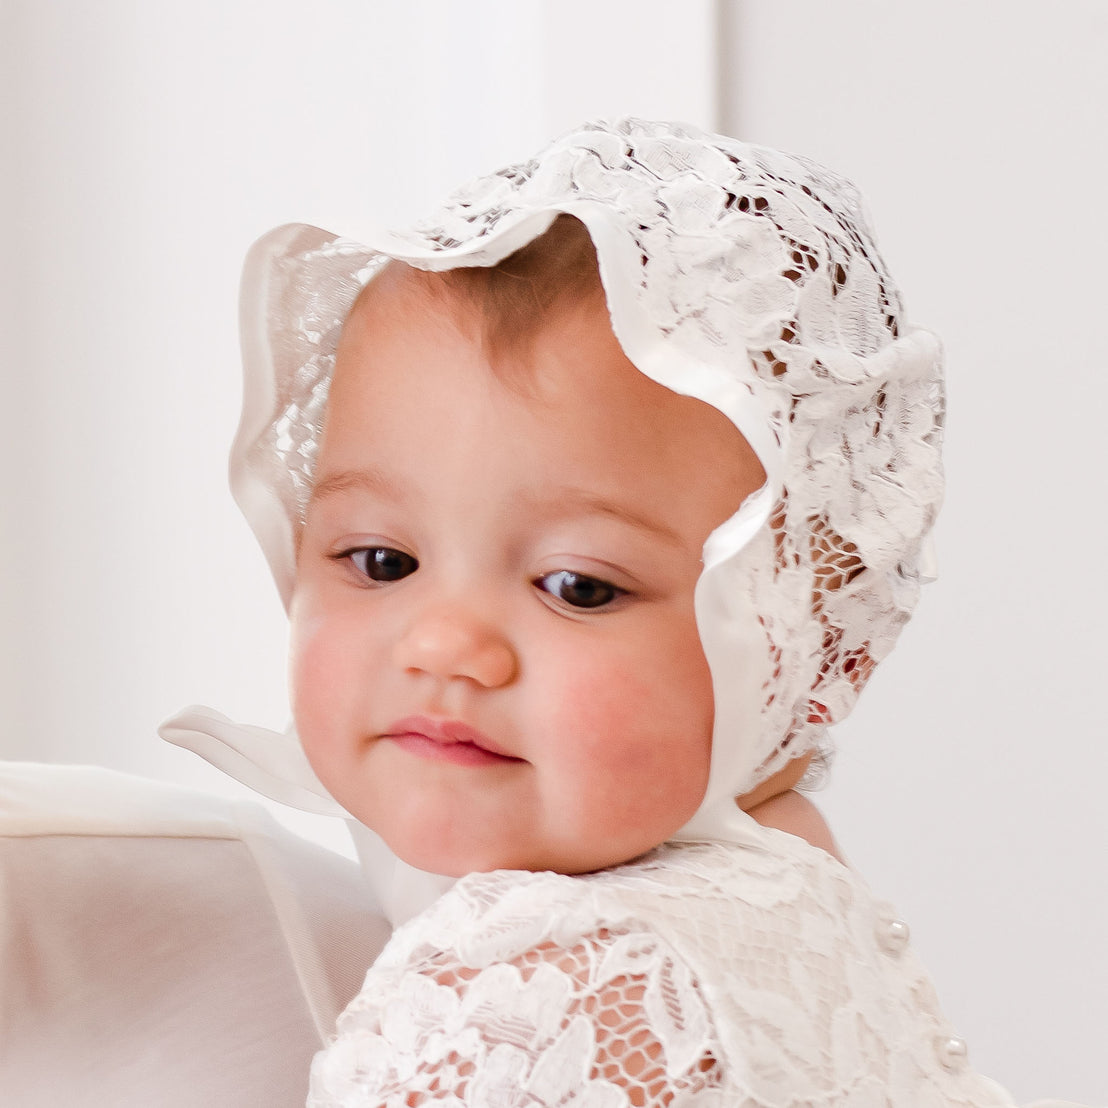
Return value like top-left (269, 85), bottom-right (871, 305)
top-left (163, 118), bottom-right (943, 908)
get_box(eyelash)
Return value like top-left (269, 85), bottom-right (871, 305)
top-left (340, 546), bottom-right (419, 583)
top-left (334, 547), bottom-right (626, 610)
top-left (535, 570), bottom-right (626, 611)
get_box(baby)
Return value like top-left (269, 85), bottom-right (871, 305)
top-left (164, 119), bottom-right (1083, 1105)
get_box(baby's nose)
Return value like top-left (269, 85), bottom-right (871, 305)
top-left (392, 607), bottom-right (517, 688)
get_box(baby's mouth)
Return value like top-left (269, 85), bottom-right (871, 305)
top-left (382, 715), bottom-right (526, 765)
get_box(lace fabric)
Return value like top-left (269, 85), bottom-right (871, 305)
top-left (308, 836), bottom-right (1039, 1107)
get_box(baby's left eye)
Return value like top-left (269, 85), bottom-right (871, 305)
top-left (345, 546), bottom-right (419, 583)
top-left (536, 571), bottom-right (625, 610)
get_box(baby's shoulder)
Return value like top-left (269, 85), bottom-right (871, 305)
top-left (325, 852), bottom-right (749, 1107)
top-left (380, 836), bottom-right (865, 977)
top-left (351, 845), bottom-right (1020, 1107)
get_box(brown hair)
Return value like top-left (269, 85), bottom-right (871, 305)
top-left (402, 214), bottom-right (606, 374)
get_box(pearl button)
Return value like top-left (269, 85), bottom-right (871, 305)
top-left (936, 1035), bottom-right (969, 1071)
top-left (878, 917), bottom-right (911, 955)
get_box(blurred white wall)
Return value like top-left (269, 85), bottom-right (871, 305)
top-left (1, 0), bottom-right (717, 841)
top-left (2, 1), bottom-right (1103, 1102)
top-left (721, 2), bottom-right (1107, 1101)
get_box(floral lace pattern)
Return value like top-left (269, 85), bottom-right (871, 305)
top-left (308, 839), bottom-right (1028, 1107)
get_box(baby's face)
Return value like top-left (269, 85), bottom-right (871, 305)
top-left (290, 267), bottom-right (764, 876)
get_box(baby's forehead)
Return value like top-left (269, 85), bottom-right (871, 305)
top-left (322, 257), bottom-right (763, 522)
top-left (335, 255), bottom-right (657, 411)
top-left (338, 273), bottom-right (612, 415)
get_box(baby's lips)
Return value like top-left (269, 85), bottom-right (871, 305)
top-left (384, 714), bottom-right (523, 760)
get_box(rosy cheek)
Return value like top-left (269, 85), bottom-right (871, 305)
top-left (554, 627), bottom-right (714, 797)
top-left (288, 599), bottom-right (348, 744)
top-left (562, 672), bottom-right (647, 752)
top-left (561, 660), bottom-right (710, 768)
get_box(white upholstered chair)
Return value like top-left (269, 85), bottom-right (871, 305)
top-left (0, 762), bottom-right (390, 1107)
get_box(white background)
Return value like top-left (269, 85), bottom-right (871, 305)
top-left (2, 2), bottom-right (1104, 1101)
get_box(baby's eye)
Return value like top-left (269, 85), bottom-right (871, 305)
top-left (345, 547), bottom-right (419, 583)
top-left (536, 570), bottom-right (625, 610)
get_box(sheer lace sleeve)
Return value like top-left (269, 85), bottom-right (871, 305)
top-left (308, 899), bottom-right (724, 1107)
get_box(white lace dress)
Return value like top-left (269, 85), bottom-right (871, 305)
top-left (307, 831), bottom-right (1065, 1107)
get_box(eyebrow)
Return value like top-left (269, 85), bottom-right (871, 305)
top-left (309, 468), bottom-right (685, 546)
top-left (531, 487), bottom-right (686, 547)
top-left (309, 467), bottom-right (408, 505)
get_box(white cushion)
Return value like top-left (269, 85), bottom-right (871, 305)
top-left (0, 763), bottom-right (390, 1107)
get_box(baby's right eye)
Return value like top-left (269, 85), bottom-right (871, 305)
top-left (343, 547), bottom-right (419, 583)
top-left (535, 570), bottom-right (625, 610)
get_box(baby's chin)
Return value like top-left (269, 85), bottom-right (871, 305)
top-left (381, 832), bottom-right (567, 879)
top-left (378, 822), bottom-right (668, 879)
